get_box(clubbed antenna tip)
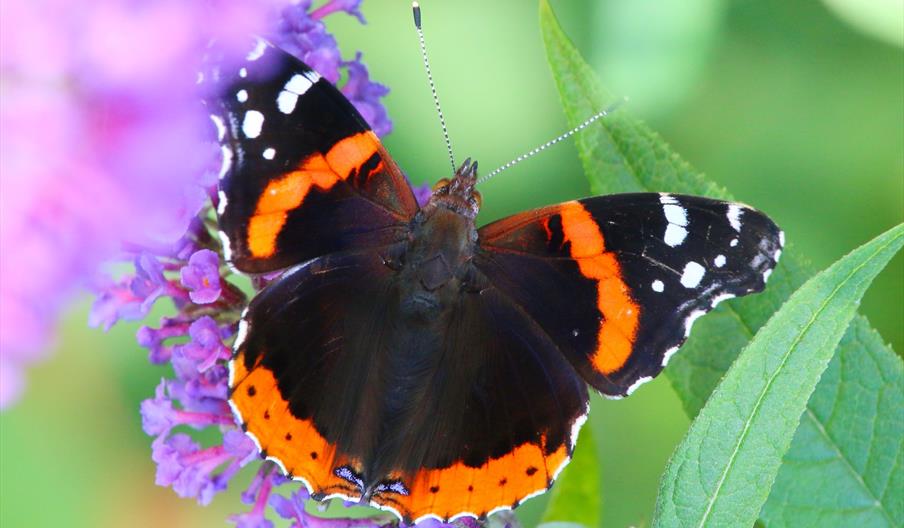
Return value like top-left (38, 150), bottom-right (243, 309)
top-left (412, 2), bottom-right (422, 29)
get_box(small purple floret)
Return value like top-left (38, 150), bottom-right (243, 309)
top-left (181, 249), bottom-right (222, 304)
top-left (174, 316), bottom-right (231, 373)
top-left (342, 53), bottom-right (392, 137)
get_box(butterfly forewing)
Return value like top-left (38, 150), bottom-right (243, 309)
top-left (475, 193), bottom-right (783, 397)
top-left (208, 39), bottom-right (418, 273)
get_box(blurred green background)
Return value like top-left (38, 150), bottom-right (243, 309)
top-left (2, 0), bottom-right (901, 526)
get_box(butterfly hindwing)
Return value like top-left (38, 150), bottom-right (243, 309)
top-left (475, 193), bottom-right (783, 397)
top-left (229, 248), bottom-right (589, 523)
top-left (209, 40), bottom-right (418, 273)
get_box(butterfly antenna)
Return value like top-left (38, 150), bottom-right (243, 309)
top-left (476, 97), bottom-right (629, 185)
top-left (412, 1), bottom-right (456, 174)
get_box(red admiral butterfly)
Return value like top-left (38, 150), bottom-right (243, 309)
top-left (208, 34), bottom-right (782, 524)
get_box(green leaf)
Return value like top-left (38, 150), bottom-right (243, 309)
top-left (540, 1), bottom-right (904, 525)
top-left (761, 321), bottom-right (904, 527)
top-left (653, 223), bottom-right (904, 527)
top-left (541, 426), bottom-right (601, 528)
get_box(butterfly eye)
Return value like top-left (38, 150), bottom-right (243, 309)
top-left (432, 178), bottom-right (450, 192)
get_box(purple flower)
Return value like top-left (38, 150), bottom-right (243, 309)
top-left (0, 0), bottom-right (279, 409)
top-left (181, 249), bottom-right (222, 304)
top-left (173, 316), bottom-right (232, 372)
top-left (342, 53), bottom-right (392, 137)
top-left (89, 253), bottom-right (189, 330)
top-left (413, 184), bottom-right (433, 208)
top-left (311, 0), bottom-right (366, 24)
top-left (137, 319), bottom-right (191, 364)
top-left (270, 490), bottom-right (309, 523)
top-left (232, 467), bottom-right (278, 528)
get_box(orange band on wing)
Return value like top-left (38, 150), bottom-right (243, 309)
top-left (230, 353), bottom-right (359, 497)
top-left (324, 131), bottom-right (380, 178)
top-left (373, 439), bottom-right (569, 522)
top-left (558, 201), bottom-right (639, 374)
top-left (246, 132), bottom-right (382, 258)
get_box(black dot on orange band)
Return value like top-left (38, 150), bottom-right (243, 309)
top-left (467, 485), bottom-right (474, 492)
top-left (285, 433), bottom-right (292, 441)
top-left (429, 486), bottom-right (440, 493)
top-left (499, 478), bottom-right (508, 487)
top-left (263, 410), bottom-right (270, 420)
top-left (310, 452), bottom-right (318, 460)
top-left (526, 466), bottom-right (538, 476)
top-left (247, 385), bottom-right (256, 397)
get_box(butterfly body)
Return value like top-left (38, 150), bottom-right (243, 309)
top-left (210, 39), bottom-right (783, 523)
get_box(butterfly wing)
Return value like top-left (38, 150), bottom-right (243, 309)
top-left (229, 248), bottom-right (589, 523)
top-left (208, 40), bottom-right (418, 273)
top-left (474, 193), bottom-right (784, 397)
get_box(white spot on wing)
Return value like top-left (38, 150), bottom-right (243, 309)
top-left (774, 249), bottom-right (782, 262)
top-left (763, 269), bottom-right (773, 283)
top-left (246, 39), bottom-right (267, 61)
top-left (239, 67), bottom-right (248, 78)
top-left (262, 147), bottom-right (276, 160)
top-left (217, 190), bottom-right (228, 215)
top-left (285, 73), bottom-right (317, 94)
top-left (664, 224), bottom-right (688, 247)
top-left (218, 145), bottom-right (233, 180)
top-left (218, 231), bottom-right (233, 261)
top-left (569, 411), bottom-right (588, 448)
top-left (242, 110), bottom-right (264, 138)
top-left (680, 261), bottom-right (706, 288)
top-left (684, 309), bottom-right (707, 337)
top-left (714, 254), bottom-right (726, 268)
top-left (209, 114), bottom-right (226, 141)
top-left (245, 429), bottom-right (262, 453)
top-left (779, 231), bottom-right (786, 247)
top-left (235, 317), bottom-right (250, 350)
top-left (711, 293), bottom-right (736, 307)
top-left (660, 194), bottom-right (689, 247)
top-left (727, 204), bottom-right (743, 232)
top-left (236, 89), bottom-right (248, 103)
top-left (626, 376), bottom-right (653, 395)
top-left (730, 238), bottom-right (739, 247)
top-left (652, 279), bottom-right (665, 293)
top-left (276, 91), bottom-right (299, 114)
top-left (662, 200), bottom-right (688, 225)
top-left (662, 346), bottom-right (680, 367)
top-left (277, 73), bottom-right (320, 114)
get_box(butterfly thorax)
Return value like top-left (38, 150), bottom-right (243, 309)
top-left (424, 158), bottom-right (481, 220)
top-left (390, 159), bottom-right (483, 320)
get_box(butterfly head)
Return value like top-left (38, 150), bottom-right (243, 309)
top-left (427, 158), bottom-right (482, 219)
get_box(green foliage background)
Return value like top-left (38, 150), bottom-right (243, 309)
top-left (1, 1), bottom-right (900, 527)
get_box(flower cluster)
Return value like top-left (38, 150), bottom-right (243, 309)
top-left (86, 1), bottom-right (435, 526)
top-left (0, 0), bottom-right (396, 410)
top-left (0, 0), bottom-right (278, 408)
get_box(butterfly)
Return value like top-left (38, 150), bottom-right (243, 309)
top-left (207, 39), bottom-right (783, 524)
